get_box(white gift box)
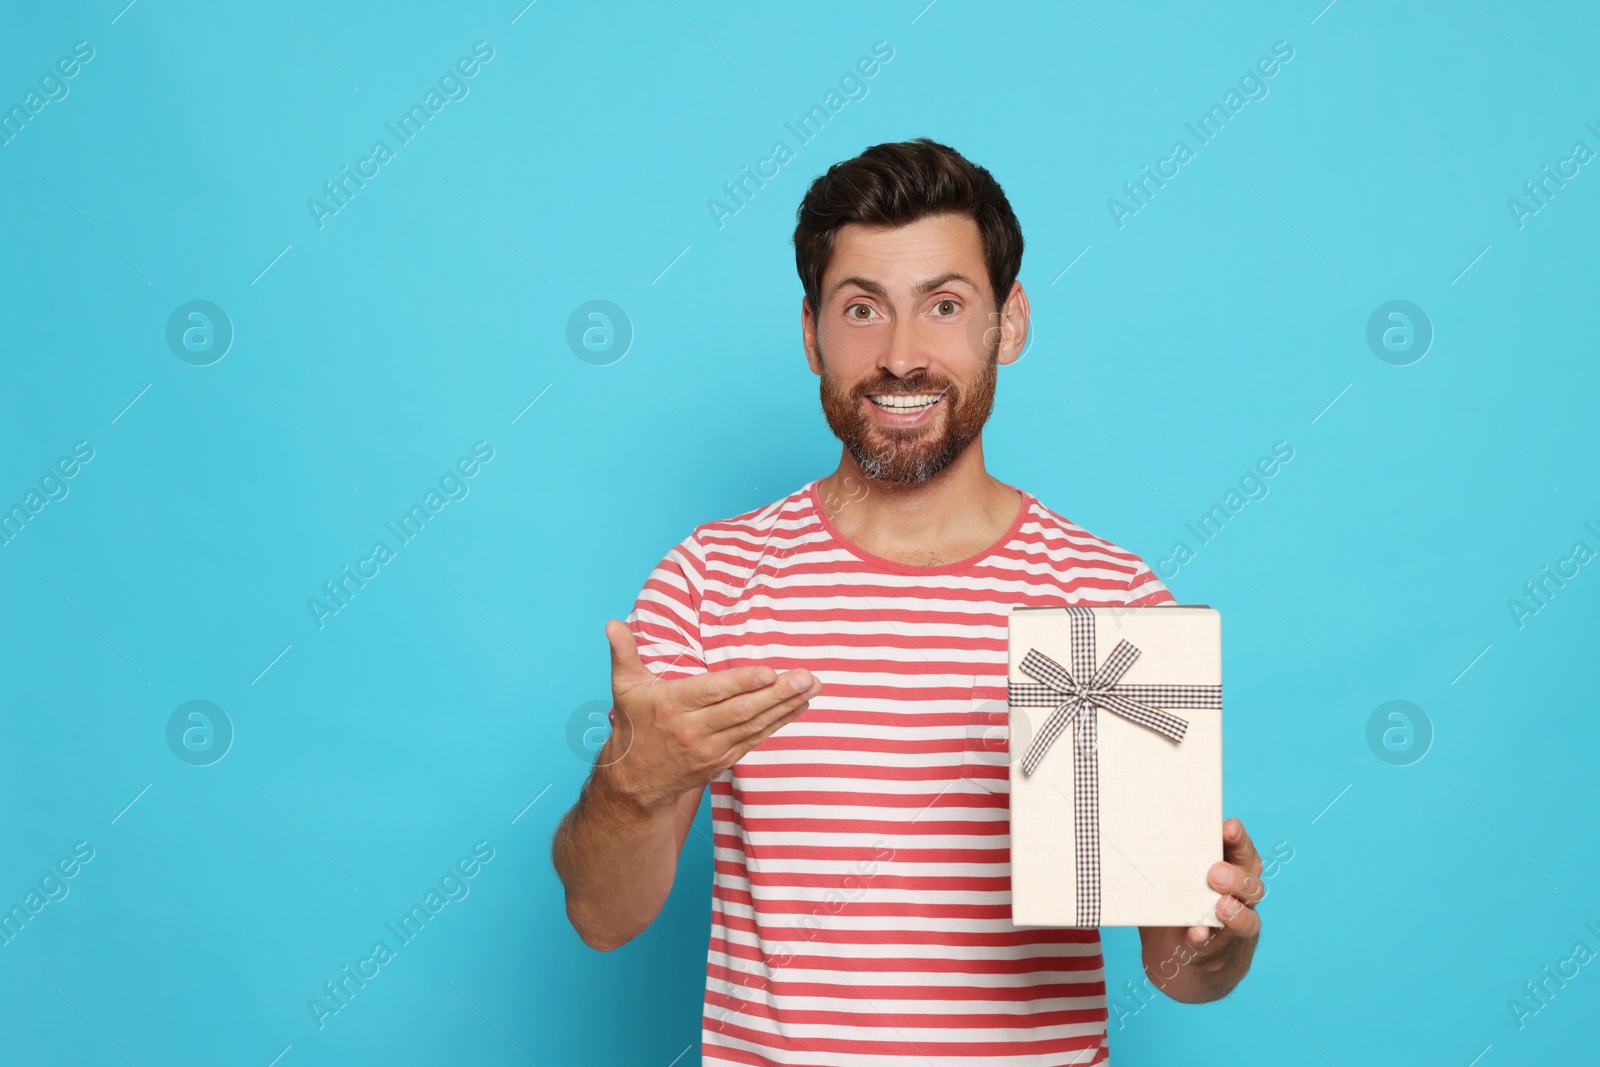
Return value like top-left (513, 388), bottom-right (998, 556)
top-left (1008, 605), bottom-right (1223, 928)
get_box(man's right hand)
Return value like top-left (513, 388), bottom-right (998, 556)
top-left (596, 619), bottom-right (822, 811)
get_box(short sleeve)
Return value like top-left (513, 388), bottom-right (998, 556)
top-left (1124, 563), bottom-right (1177, 606)
top-left (623, 533), bottom-right (708, 683)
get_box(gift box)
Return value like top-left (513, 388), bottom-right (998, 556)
top-left (1008, 605), bottom-right (1223, 928)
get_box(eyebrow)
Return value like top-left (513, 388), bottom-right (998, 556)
top-left (826, 270), bottom-right (980, 304)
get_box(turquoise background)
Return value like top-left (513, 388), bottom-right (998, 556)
top-left (2, 0), bottom-right (1596, 1064)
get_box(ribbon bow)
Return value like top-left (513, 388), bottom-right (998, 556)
top-left (1008, 607), bottom-right (1223, 926)
top-left (1012, 643), bottom-right (1200, 775)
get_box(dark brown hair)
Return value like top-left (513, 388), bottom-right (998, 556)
top-left (793, 138), bottom-right (1024, 318)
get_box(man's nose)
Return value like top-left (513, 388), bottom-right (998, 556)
top-left (879, 317), bottom-right (932, 379)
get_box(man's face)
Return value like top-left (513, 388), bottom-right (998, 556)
top-left (802, 212), bottom-right (1026, 487)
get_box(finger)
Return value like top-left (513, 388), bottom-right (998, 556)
top-left (723, 696), bottom-right (813, 763)
top-left (1214, 894), bottom-right (1261, 939)
top-left (606, 620), bottom-right (656, 692)
top-left (699, 669), bottom-right (819, 733)
top-left (669, 662), bottom-right (781, 711)
top-left (1222, 817), bottom-right (1261, 876)
top-left (714, 680), bottom-right (818, 745)
top-left (1207, 860), bottom-right (1265, 907)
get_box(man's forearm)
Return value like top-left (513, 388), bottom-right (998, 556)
top-left (551, 768), bottom-right (684, 951)
top-left (1139, 924), bottom-right (1256, 1003)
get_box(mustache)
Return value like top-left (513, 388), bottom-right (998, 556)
top-left (852, 375), bottom-right (956, 399)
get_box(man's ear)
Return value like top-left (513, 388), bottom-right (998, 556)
top-left (996, 281), bottom-right (1030, 367)
top-left (801, 295), bottom-right (822, 376)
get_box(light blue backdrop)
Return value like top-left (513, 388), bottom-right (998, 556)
top-left (1, 1), bottom-right (1595, 1064)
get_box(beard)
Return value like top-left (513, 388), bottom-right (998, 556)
top-left (817, 339), bottom-right (999, 487)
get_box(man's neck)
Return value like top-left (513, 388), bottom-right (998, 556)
top-left (816, 440), bottom-right (1023, 568)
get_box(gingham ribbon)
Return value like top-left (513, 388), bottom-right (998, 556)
top-left (1008, 606), bottom-right (1222, 925)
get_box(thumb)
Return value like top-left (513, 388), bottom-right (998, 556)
top-left (606, 619), bottom-right (654, 690)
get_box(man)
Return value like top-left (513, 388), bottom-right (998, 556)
top-left (552, 138), bottom-right (1263, 1064)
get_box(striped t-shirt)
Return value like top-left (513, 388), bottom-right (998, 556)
top-left (623, 478), bottom-right (1174, 1066)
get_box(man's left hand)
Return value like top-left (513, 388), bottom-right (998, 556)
top-left (1139, 816), bottom-right (1263, 1002)
top-left (1185, 817), bottom-right (1264, 950)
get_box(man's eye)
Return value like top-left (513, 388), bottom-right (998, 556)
top-left (848, 304), bottom-right (874, 320)
top-left (934, 300), bottom-right (959, 316)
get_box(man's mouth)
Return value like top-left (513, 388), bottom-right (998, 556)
top-left (867, 393), bottom-right (942, 414)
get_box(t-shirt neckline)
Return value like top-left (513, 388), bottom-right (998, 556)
top-left (804, 477), bottom-right (1033, 577)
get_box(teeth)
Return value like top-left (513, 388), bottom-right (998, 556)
top-left (870, 394), bottom-right (940, 411)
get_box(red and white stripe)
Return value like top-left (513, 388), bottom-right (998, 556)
top-left (625, 479), bottom-right (1174, 1066)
